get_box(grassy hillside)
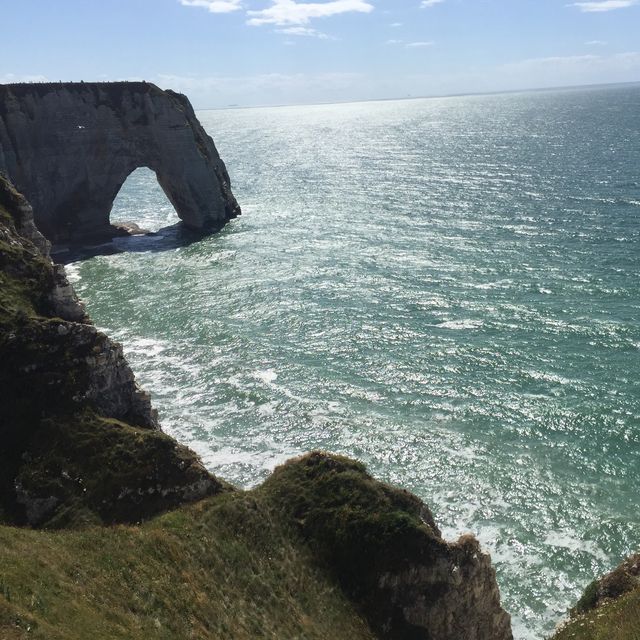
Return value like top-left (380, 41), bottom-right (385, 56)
top-left (0, 487), bottom-right (375, 640)
top-left (551, 555), bottom-right (640, 640)
top-left (551, 589), bottom-right (640, 640)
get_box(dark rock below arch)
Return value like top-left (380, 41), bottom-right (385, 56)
top-left (0, 81), bottom-right (240, 244)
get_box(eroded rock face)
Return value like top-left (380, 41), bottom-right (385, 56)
top-left (0, 172), bottom-right (50, 255)
top-left (0, 175), bottom-right (226, 526)
top-left (0, 175), bottom-right (156, 429)
top-left (378, 535), bottom-right (512, 640)
top-left (0, 82), bottom-right (240, 243)
top-left (263, 452), bottom-right (513, 640)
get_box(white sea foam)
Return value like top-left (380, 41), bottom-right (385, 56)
top-left (254, 368), bottom-right (278, 384)
top-left (64, 262), bottom-right (81, 283)
top-left (436, 319), bottom-right (484, 330)
top-left (543, 531), bottom-right (608, 563)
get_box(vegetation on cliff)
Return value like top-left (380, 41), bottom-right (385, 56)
top-left (261, 452), bottom-right (512, 639)
top-left (551, 555), bottom-right (640, 640)
top-left (0, 171), bottom-right (517, 639)
top-left (0, 481), bottom-right (376, 640)
top-left (0, 174), bottom-right (221, 527)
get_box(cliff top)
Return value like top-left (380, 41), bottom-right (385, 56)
top-left (0, 81), bottom-right (165, 98)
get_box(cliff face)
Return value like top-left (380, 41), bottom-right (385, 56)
top-left (0, 175), bottom-right (156, 428)
top-left (0, 82), bottom-right (240, 243)
top-left (0, 174), bottom-right (224, 526)
top-left (263, 453), bottom-right (513, 640)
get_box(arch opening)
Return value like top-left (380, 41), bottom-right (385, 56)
top-left (109, 167), bottom-right (180, 236)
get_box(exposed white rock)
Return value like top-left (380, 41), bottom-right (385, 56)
top-left (0, 81), bottom-right (240, 244)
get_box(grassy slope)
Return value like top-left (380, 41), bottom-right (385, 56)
top-left (0, 451), bottom-right (447, 640)
top-left (551, 556), bottom-right (640, 640)
top-left (0, 176), bottom-right (374, 638)
top-left (551, 588), bottom-right (640, 640)
top-left (0, 489), bottom-right (375, 640)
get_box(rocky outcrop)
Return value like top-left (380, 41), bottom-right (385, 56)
top-left (0, 174), bottom-right (225, 526)
top-left (552, 554), bottom-right (640, 640)
top-left (0, 170), bottom-right (50, 254)
top-left (0, 174), bottom-right (155, 429)
top-left (573, 553), bottom-right (640, 615)
top-left (0, 82), bottom-right (240, 244)
top-left (377, 536), bottom-right (512, 640)
top-left (264, 452), bottom-right (513, 640)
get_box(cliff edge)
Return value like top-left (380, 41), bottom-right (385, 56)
top-left (552, 554), bottom-right (640, 640)
top-left (0, 174), bottom-right (225, 527)
top-left (0, 82), bottom-right (240, 244)
top-left (0, 155), bottom-right (511, 638)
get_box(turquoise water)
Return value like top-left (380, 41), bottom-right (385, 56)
top-left (68, 84), bottom-right (640, 639)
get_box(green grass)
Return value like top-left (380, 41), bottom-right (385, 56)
top-left (551, 588), bottom-right (640, 640)
top-left (0, 488), bottom-right (376, 640)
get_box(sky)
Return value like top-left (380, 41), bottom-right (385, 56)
top-left (2, 0), bottom-right (639, 108)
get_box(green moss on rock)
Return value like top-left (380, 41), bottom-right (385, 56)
top-left (12, 411), bottom-right (230, 527)
top-left (261, 452), bottom-right (442, 586)
top-left (260, 452), bottom-right (457, 638)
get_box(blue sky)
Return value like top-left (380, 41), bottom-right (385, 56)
top-left (2, 0), bottom-right (639, 107)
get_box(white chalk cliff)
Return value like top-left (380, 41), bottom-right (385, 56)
top-left (0, 82), bottom-right (240, 243)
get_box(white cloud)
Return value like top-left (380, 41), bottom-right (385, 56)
top-left (390, 22), bottom-right (403, 27)
top-left (180, 0), bottom-right (242, 13)
top-left (420, 0), bottom-right (444, 7)
top-left (386, 39), bottom-right (435, 48)
top-left (155, 49), bottom-right (640, 108)
top-left (403, 51), bottom-right (640, 99)
top-left (276, 26), bottom-right (333, 38)
top-left (247, 0), bottom-right (373, 26)
top-left (585, 40), bottom-right (607, 44)
top-left (506, 54), bottom-right (600, 67)
top-left (571, 0), bottom-right (636, 12)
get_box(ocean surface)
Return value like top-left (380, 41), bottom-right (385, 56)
top-left (67, 84), bottom-right (640, 639)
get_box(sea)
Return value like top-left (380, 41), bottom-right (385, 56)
top-left (66, 83), bottom-right (640, 640)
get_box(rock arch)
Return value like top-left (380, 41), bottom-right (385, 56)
top-left (0, 82), bottom-right (240, 244)
top-left (109, 167), bottom-right (180, 231)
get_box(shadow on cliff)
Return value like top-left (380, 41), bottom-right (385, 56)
top-left (52, 222), bottom-right (221, 263)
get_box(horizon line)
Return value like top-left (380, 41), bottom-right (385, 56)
top-left (195, 79), bottom-right (640, 112)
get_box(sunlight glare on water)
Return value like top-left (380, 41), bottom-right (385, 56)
top-left (68, 84), bottom-right (640, 640)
